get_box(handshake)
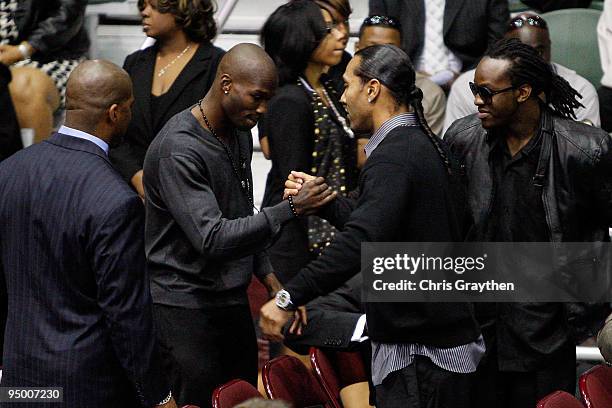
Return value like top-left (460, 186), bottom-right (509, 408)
top-left (283, 171), bottom-right (337, 216)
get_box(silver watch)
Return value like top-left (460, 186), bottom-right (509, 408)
top-left (275, 289), bottom-right (295, 311)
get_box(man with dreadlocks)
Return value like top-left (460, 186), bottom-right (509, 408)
top-left (260, 44), bottom-right (483, 408)
top-left (445, 38), bottom-right (612, 408)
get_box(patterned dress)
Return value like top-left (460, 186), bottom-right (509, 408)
top-left (0, 0), bottom-right (83, 106)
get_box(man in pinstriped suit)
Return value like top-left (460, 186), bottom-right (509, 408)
top-left (0, 60), bottom-right (175, 408)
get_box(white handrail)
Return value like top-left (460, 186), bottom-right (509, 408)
top-left (216, 0), bottom-right (240, 33)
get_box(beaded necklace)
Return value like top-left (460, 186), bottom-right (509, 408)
top-left (197, 100), bottom-right (257, 212)
top-left (297, 77), bottom-right (354, 139)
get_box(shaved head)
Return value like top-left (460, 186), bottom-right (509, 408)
top-left (65, 60), bottom-right (132, 116)
top-left (217, 43), bottom-right (277, 84)
top-left (201, 43), bottom-right (278, 131)
top-left (64, 60), bottom-right (134, 145)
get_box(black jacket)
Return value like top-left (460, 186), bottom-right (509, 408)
top-left (12, 0), bottom-right (89, 62)
top-left (445, 112), bottom-right (612, 243)
top-left (110, 42), bottom-right (224, 181)
top-left (368, 0), bottom-right (508, 71)
top-left (285, 125), bottom-right (480, 348)
top-left (445, 112), bottom-right (612, 368)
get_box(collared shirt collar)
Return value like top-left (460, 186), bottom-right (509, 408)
top-left (58, 125), bottom-right (109, 155)
top-left (364, 112), bottom-right (419, 158)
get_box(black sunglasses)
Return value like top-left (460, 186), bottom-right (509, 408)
top-left (469, 82), bottom-right (516, 104)
top-left (508, 14), bottom-right (548, 31)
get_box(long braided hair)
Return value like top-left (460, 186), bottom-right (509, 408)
top-left (486, 38), bottom-right (584, 119)
top-left (353, 44), bottom-right (452, 174)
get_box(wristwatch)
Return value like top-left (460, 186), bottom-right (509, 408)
top-left (275, 289), bottom-right (295, 311)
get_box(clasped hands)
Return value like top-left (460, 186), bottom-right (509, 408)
top-left (259, 171), bottom-right (332, 342)
top-left (284, 171), bottom-right (335, 216)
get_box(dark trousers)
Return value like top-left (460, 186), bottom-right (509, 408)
top-left (474, 345), bottom-right (576, 408)
top-left (153, 303), bottom-right (258, 408)
top-left (598, 85), bottom-right (612, 132)
top-left (374, 355), bottom-right (474, 408)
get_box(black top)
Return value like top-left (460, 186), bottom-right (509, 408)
top-left (285, 126), bottom-right (480, 347)
top-left (477, 116), bottom-right (572, 371)
top-left (143, 109), bottom-right (294, 309)
top-left (262, 81), bottom-right (358, 283)
top-left (110, 42), bottom-right (225, 182)
top-left (484, 131), bottom-right (549, 242)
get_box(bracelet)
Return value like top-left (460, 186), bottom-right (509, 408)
top-left (157, 391), bottom-right (172, 405)
top-left (17, 42), bottom-right (31, 60)
top-left (287, 195), bottom-right (299, 218)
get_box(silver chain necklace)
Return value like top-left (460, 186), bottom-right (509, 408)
top-left (157, 44), bottom-right (191, 77)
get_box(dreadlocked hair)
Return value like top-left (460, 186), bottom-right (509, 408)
top-left (354, 44), bottom-right (452, 174)
top-left (486, 38), bottom-right (584, 120)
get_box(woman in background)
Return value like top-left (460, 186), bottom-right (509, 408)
top-left (261, 0), bottom-right (359, 283)
top-left (0, 0), bottom-right (89, 143)
top-left (110, 0), bottom-right (223, 198)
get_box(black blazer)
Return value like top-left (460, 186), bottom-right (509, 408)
top-left (369, 0), bottom-right (509, 71)
top-left (12, 0), bottom-right (90, 62)
top-left (0, 133), bottom-right (166, 407)
top-left (110, 42), bottom-right (225, 181)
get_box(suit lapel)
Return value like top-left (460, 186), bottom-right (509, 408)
top-left (154, 43), bottom-right (214, 130)
top-left (444, 0), bottom-right (467, 36)
top-left (133, 46), bottom-right (156, 138)
top-left (47, 133), bottom-right (111, 164)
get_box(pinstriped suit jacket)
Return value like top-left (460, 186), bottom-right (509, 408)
top-left (0, 133), bottom-right (166, 407)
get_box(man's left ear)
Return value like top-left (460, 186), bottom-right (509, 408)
top-left (108, 104), bottom-right (119, 122)
top-left (516, 84), bottom-right (532, 103)
top-left (221, 74), bottom-right (232, 95)
top-left (367, 79), bottom-right (381, 103)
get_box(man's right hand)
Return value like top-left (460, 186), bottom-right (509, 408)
top-left (131, 170), bottom-right (145, 201)
top-left (283, 171), bottom-right (316, 199)
top-left (290, 176), bottom-right (336, 216)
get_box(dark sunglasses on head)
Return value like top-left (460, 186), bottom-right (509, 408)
top-left (508, 14), bottom-right (548, 31)
top-left (469, 82), bottom-right (516, 104)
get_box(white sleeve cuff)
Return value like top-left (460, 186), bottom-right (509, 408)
top-left (350, 314), bottom-right (368, 342)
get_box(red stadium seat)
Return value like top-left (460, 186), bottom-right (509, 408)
top-left (579, 364), bottom-right (612, 408)
top-left (309, 348), bottom-right (368, 408)
top-left (262, 355), bottom-right (332, 407)
top-left (537, 391), bottom-right (585, 408)
top-left (212, 379), bottom-right (263, 408)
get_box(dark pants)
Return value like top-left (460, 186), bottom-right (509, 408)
top-left (598, 85), bottom-right (612, 132)
top-left (374, 356), bottom-right (475, 408)
top-left (474, 345), bottom-right (576, 408)
top-left (153, 303), bottom-right (258, 408)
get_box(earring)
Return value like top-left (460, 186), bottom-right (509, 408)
top-left (368, 98), bottom-right (373, 103)
top-left (224, 90), bottom-right (229, 94)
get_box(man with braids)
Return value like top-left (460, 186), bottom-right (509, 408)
top-left (260, 44), bottom-right (484, 408)
top-left (445, 38), bottom-right (612, 408)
